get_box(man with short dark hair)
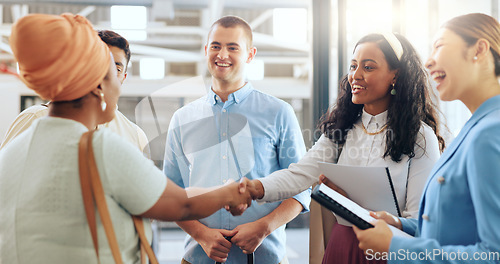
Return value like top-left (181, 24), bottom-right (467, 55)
top-left (164, 15), bottom-right (310, 264)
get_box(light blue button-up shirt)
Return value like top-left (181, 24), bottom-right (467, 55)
top-left (164, 82), bottom-right (310, 264)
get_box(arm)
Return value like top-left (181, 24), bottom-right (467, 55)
top-left (249, 134), bottom-right (340, 201)
top-left (176, 219), bottom-right (235, 263)
top-left (357, 124), bottom-right (500, 263)
top-left (231, 197), bottom-right (304, 253)
top-left (97, 129), bottom-right (251, 221)
top-left (231, 103), bottom-right (310, 253)
top-left (139, 178), bottom-right (250, 221)
top-left (163, 115), bottom-right (234, 263)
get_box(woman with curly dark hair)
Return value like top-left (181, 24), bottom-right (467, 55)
top-left (317, 32), bottom-right (446, 264)
top-left (320, 33), bottom-right (445, 163)
top-left (241, 32), bottom-right (445, 264)
top-left (353, 13), bottom-right (500, 264)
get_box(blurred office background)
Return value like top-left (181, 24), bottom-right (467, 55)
top-left (0, 0), bottom-right (497, 263)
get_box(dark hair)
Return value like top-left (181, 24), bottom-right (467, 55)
top-left (207, 15), bottom-right (253, 48)
top-left (443, 13), bottom-right (500, 76)
top-left (97, 30), bottom-right (131, 72)
top-left (319, 33), bottom-right (445, 162)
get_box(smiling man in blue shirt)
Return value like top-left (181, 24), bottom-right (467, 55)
top-left (163, 16), bottom-right (310, 264)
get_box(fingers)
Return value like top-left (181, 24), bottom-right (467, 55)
top-left (242, 248), bottom-right (255, 254)
top-left (247, 179), bottom-right (264, 200)
top-left (220, 229), bottom-right (237, 240)
top-left (319, 174), bottom-right (336, 189)
top-left (319, 174), bottom-right (348, 197)
top-left (226, 180), bottom-right (253, 215)
top-left (239, 177), bottom-right (248, 194)
top-left (319, 174), bottom-right (328, 184)
top-left (369, 211), bottom-right (402, 229)
top-left (200, 230), bottom-right (233, 262)
top-left (370, 211), bottom-right (393, 219)
top-left (228, 203), bottom-right (248, 216)
top-left (210, 253), bottom-right (228, 263)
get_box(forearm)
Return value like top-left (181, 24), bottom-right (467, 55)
top-left (141, 181), bottom-right (243, 221)
top-left (258, 168), bottom-right (316, 202)
top-left (182, 185), bottom-right (234, 220)
top-left (256, 198), bottom-right (304, 235)
top-left (258, 135), bottom-right (338, 202)
top-left (176, 220), bottom-right (208, 240)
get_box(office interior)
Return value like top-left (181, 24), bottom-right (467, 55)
top-left (0, 0), bottom-right (496, 263)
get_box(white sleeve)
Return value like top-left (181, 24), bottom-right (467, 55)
top-left (259, 134), bottom-right (341, 202)
top-left (402, 124), bottom-right (440, 218)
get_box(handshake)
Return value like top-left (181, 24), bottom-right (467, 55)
top-left (223, 178), bottom-right (265, 216)
top-left (224, 174), bottom-right (338, 216)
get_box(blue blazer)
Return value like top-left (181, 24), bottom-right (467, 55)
top-left (389, 95), bottom-right (500, 263)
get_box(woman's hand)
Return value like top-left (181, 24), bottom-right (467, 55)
top-left (370, 211), bottom-right (402, 230)
top-left (353, 220), bottom-right (393, 254)
top-left (319, 174), bottom-right (348, 197)
top-left (225, 181), bottom-right (252, 216)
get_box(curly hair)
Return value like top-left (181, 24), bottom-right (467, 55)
top-left (319, 33), bottom-right (445, 162)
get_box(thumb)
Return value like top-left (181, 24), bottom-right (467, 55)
top-left (220, 228), bottom-right (238, 238)
top-left (239, 177), bottom-right (248, 194)
top-left (370, 211), bottom-right (382, 219)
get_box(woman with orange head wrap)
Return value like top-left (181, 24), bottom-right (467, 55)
top-left (0, 13), bottom-right (251, 264)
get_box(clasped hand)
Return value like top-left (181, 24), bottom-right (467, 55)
top-left (224, 179), bottom-right (253, 216)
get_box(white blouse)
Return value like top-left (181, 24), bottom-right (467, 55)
top-left (259, 109), bottom-right (440, 219)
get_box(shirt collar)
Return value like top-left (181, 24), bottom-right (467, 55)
top-left (361, 108), bottom-right (388, 129)
top-left (206, 82), bottom-right (254, 105)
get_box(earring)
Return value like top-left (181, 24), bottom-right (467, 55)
top-left (100, 92), bottom-right (107, 111)
top-left (390, 83), bottom-right (396, 96)
top-left (473, 56), bottom-right (478, 61)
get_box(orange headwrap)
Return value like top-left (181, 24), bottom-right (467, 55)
top-left (10, 13), bottom-right (110, 102)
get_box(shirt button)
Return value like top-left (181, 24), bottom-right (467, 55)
top-left (437, 176), bottom-right (445, 184)
top-left (222, 132), bottom-right (226, 137)
top-left (422, 214), bottom-right (430, 221)
top-left (222, 155), bottom-right (227, 160)
top-left (222, 109), bottom-right (227, 113)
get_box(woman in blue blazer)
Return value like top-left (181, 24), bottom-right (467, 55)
top-left (349, 13), bottom-right (500, 263)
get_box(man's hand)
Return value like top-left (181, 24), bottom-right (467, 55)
top-left (353, 220), bottom-right (393, 254)
top-left (225, 181), bottom-right (252, 216)
top-left (195, 227), bottom-right (236, 263)
top-left (319, 174), bottom-right (348, 197)
top-left (239, 177), bottom-right (265, 200)
top-left (230, 221), bottom-right (270, 254)
top-left (370, 211), bottom-right (402, 230)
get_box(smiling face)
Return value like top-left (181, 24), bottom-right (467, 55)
top-left (426, 28), bottom-right (477, 102)
top-left (348, 42), bottom-right (398, 115)
top-left (205, 25), bottom-right (256, 87)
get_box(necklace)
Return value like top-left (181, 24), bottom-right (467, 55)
top-left (361, 122), bottom-right (388, 135)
